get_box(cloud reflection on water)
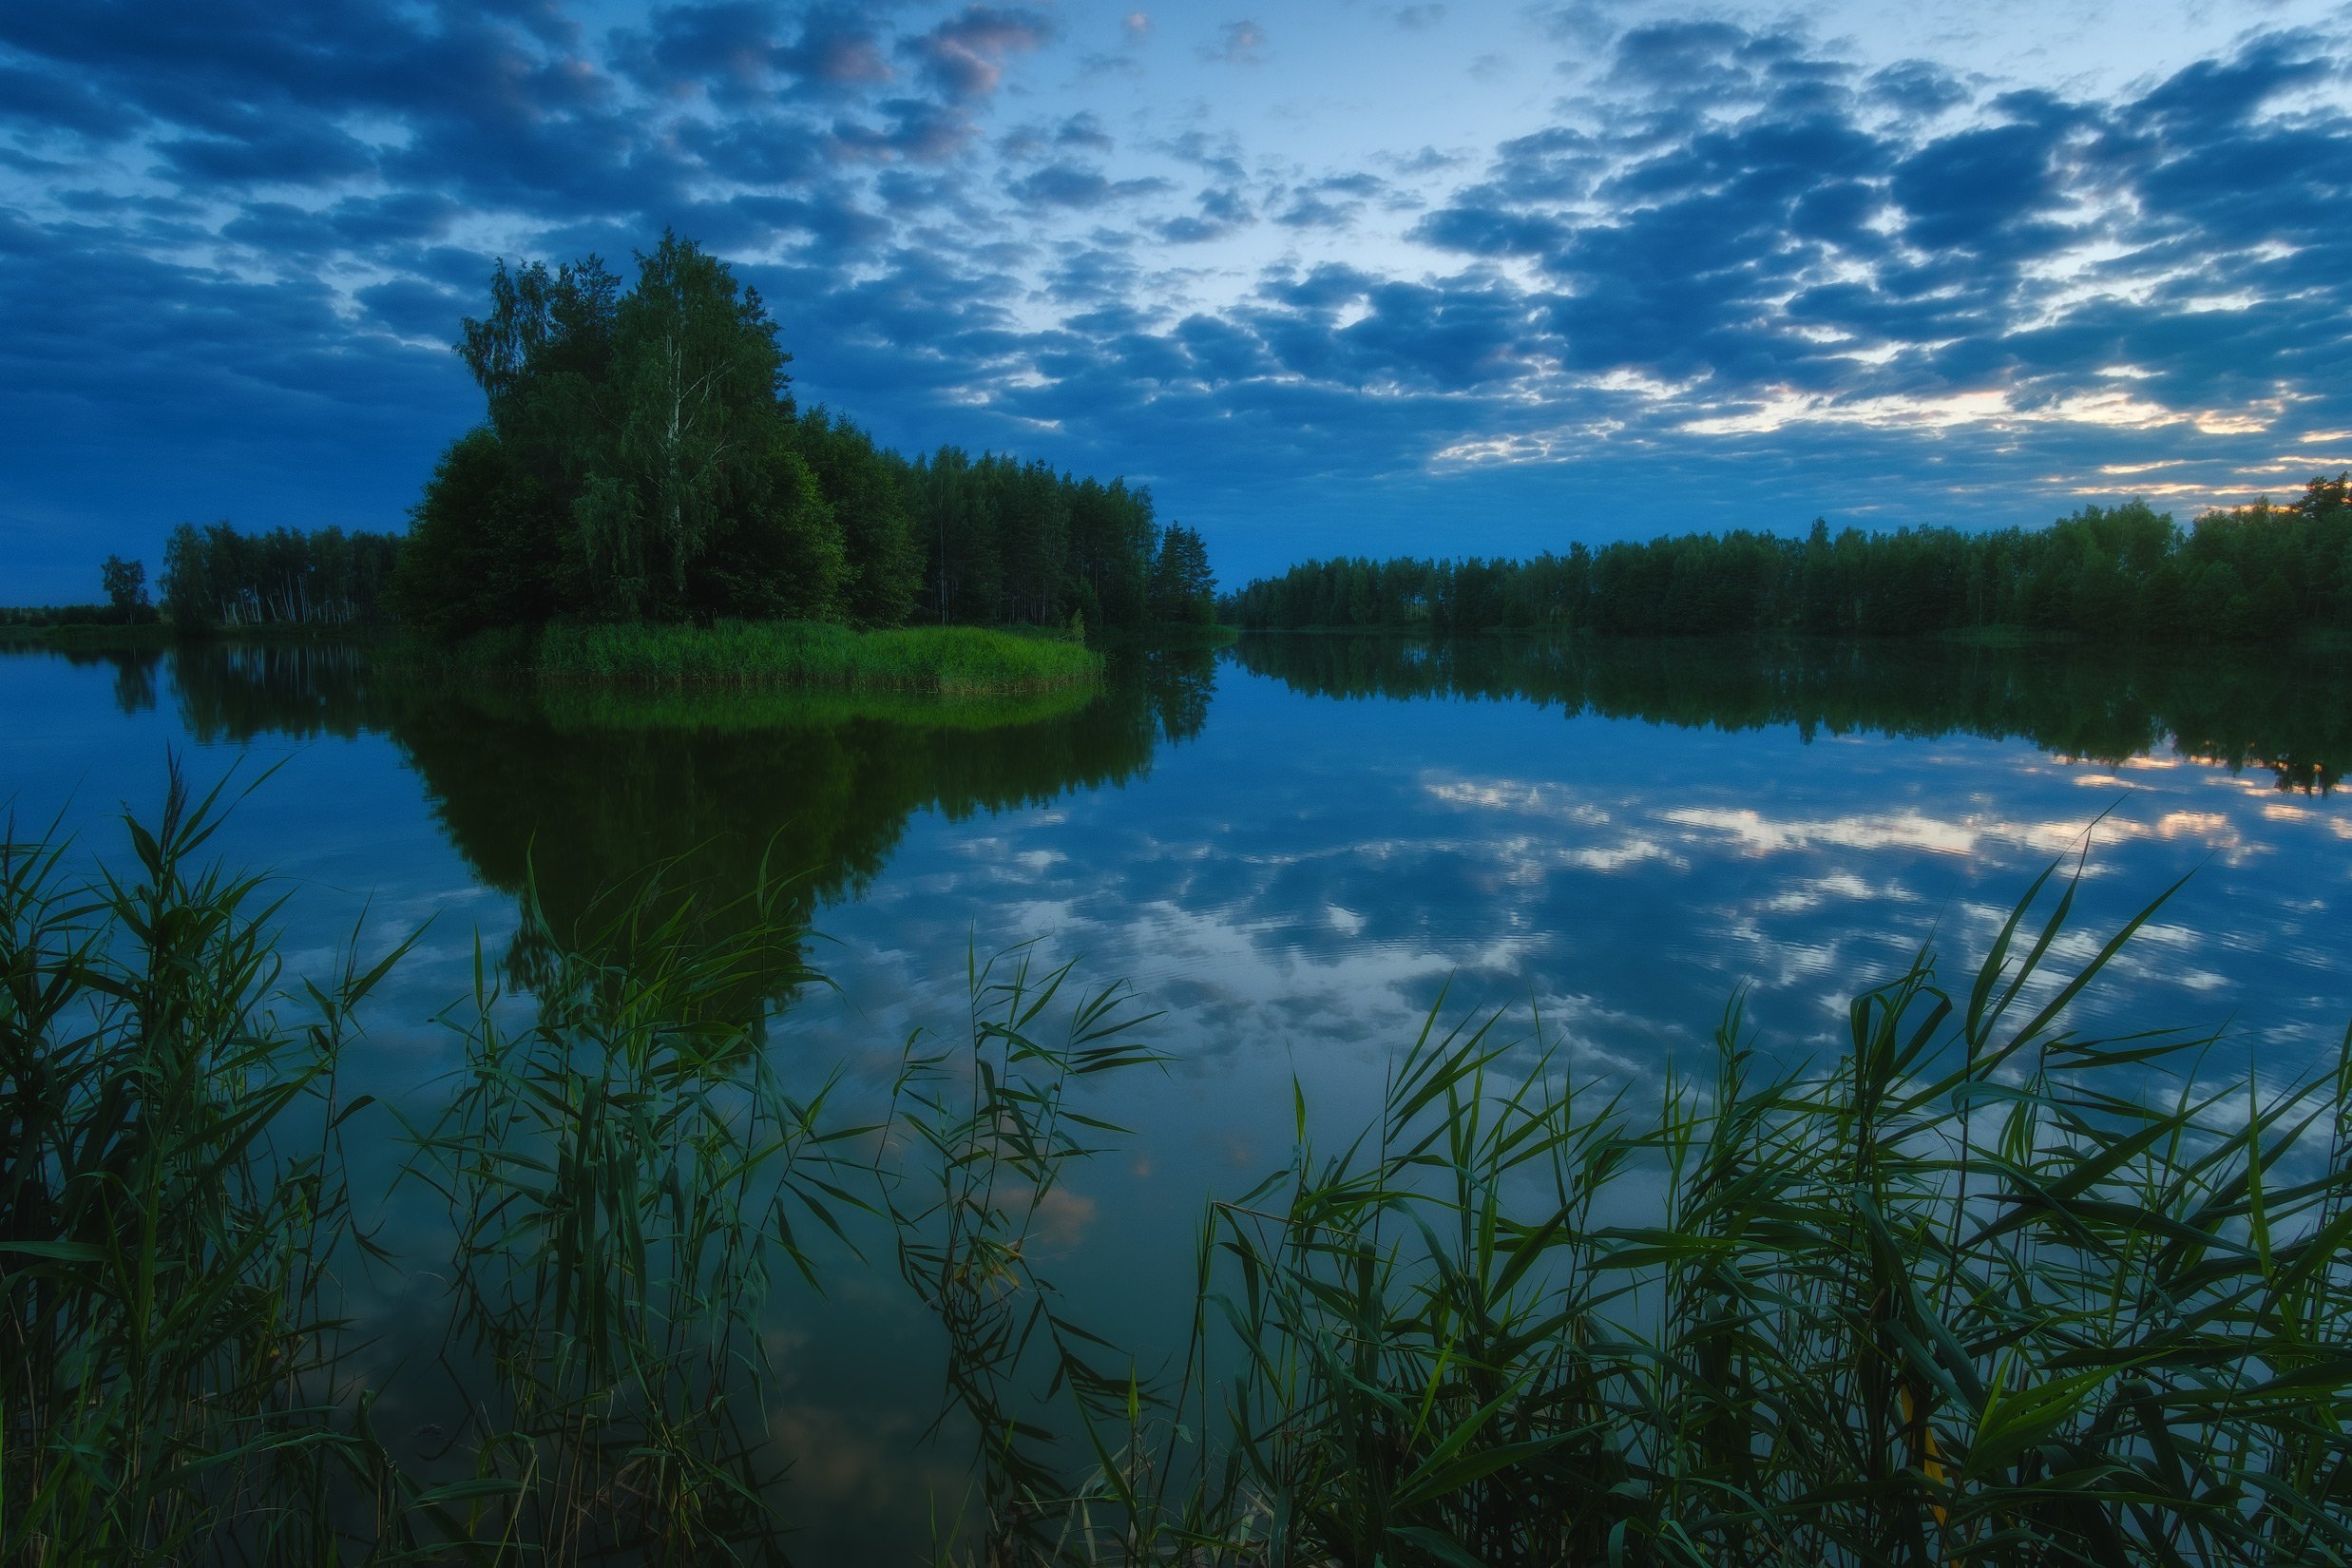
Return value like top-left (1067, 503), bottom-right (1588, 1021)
top-left (9, 635), bottom-right (2352, 1561)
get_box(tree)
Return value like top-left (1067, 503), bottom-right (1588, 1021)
top-left (1150, 525), bottom-right (1216, 624)
top-left (100, 555), bottom-right (148, 621)
top-left (574, 233), bottom-right (794, 618)
top-left (797, 410), bottom-right (919, 627)
top-left (688, 431), bottom-right (844, 621)
top-left (392, 429), bottom-right (565, 639)
top-left (405, 231), bottom-right (1186, 639)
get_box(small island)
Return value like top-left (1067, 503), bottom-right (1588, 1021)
top-left (14, 234), bottom-right (1214, 698)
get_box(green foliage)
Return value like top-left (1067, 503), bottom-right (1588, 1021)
top-left (881, 947), bottom-right (1171, 1558)
top-left (1228, 482), bottom-right (2352, 643)
top-left (395, 861), bottom-right (862, 1562)
top-left (438, 233), bottom-right (822, 625)
top-left (1, 760), bottom-right (407, 1564)
top-left (159, 520), bottom-right (401, 632)
top-left (794, 408), bottom-right (918, 626)
top-left (404, 233), bottom-right (1195, 640)
top-left (0, 770), bottom-right (867, 1563)
top-left (391, 428), bottom-right (564, 640)
top-left (99, 556), bottom-right (150, 621)
top-left (901, 449), bottom-right (1182, 632)
top-left (1149, 524), bottom-right (1215, 625)
top-left (18, 759), bottom-right (2352, 1564)
top-left (514, 620), bottom-right (1104, 695)
top-left (1169, 865), bottom-right (2352, 1566)
top-left (584, 234), bottom-right (794, 614)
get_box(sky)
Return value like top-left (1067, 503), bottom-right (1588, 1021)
top-left (5, 0), bottom-right (2352, 600)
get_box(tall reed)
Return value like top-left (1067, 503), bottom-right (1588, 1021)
top-left (10, 768), bottom-right (2352, 1566)
top-left (1, 762), bottom-right (403, 1566)
top-left (395, 857), bottom-right (870, 1563)
top-left (1181, 860), bottom-right (2352, 1565)
top-left (879, 946), bottom-right (1177, 1562)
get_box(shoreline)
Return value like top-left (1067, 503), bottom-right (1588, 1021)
top-left (450, 619), bottom-right (1104, 697)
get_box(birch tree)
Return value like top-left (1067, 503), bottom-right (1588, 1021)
top-left (580, 233), bottom-right (791, 616)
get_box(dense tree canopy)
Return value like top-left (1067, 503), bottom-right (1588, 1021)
top-left (392, 233), bottom-right (1206, 641)
top-left (1224, 484), bottom-right (2352, 643)
top-left (159, 521), bottom-right (401, 630)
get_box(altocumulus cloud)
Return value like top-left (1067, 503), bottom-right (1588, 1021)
top-left (1, 1), bottom-right (2350, 594)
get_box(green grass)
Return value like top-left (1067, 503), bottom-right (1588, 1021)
top-left (524, 678), bottom-right (1100, 734)
top-left (0, 621), bottom-right (397, 652)
top-left (1934, 622), bottom-right (2085, 646)
top-left (507, 620), bottom-right (1102, 696)
top-left (0, 761), bottom-right (407, 1563)
top-left (0, 621), bottom-right (176, 650)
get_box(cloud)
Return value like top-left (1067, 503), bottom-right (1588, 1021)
top-left (1889, 120), bottom-right (2073, 254)
top-left (1866, 59), bottom-right (1973, 119)
top-left (0, 61), bottom-right (143, 140)
top-left (776, 8), bottom-right (895, 90)
top-left (0, 3), bottom-right (2346, 601)
top-left (154, 120), bottom-right (380, 185)
top-left (900, 5), bottom-right (1053, 100)
top-left (1009, 162), bottom-right (1173, 209)
top-left (829, 97), bottom-right (973, 163)
top-left (1200, 20), bottom-right (1267, 66)
top-left (1155, 183), bottom-right (1252, 242)
top-left (1275, 194), bottom-right (1354, 229)
top-left (357, 277), bottom-right (470, 339)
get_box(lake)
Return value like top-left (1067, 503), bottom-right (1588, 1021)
top-left (9, 633), bottom-right (2351, 1559)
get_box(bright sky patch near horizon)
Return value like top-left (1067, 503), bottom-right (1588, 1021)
top-left (3, 0), bottom-right (2349, 597)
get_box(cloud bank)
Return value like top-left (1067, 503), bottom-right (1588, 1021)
top-left (2, 1), bottom-right (2348, 594)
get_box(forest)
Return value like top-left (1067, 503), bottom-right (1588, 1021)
top-left (1224, 484), bottom-right (2352, 641)
top-left (77, 234), bottom-right (2352, 652)
top-left (391, 234), bottom-right (1214, 640)
top-left (101, 236), bottom-right (1211, 642)
top-left (157, 523), bottom-right (402, 630)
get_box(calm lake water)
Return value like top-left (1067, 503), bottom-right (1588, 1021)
top-left (9, 633), bottom-right (2351, 1559)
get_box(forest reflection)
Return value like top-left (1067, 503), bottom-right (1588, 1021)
top-left (1231, 633), bottom-right (2352, 794)
top-left (150, 640), bottom-right (1215, 1019)
top-left (58, 631), bottom-right (2347, 1019)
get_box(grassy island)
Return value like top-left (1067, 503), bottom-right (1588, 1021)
top-left (485, 619), bottom-right (1101, 696)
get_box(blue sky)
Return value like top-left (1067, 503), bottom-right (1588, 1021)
top-left (4, 0), bottom-right (2350, 599)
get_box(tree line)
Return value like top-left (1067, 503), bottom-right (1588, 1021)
top-left (1, 555), bottom-right (161, 627)
top-left (1224, 485), bottom-right (2352, 641)
top-left (159, 523), bottom-right (402, 630)
top-left (392, 233), bottom-right (1213, 641)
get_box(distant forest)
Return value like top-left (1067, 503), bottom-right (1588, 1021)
top-left (159, 524), bottom-right (402, 629)
top-left (1225, 484), bottom-right (2352, 642)
top-left (52, 235), bottom-right (2352, 650)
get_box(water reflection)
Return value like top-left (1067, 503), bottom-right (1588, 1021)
top-left (170, 640), bottom-right (388, 742)
top-left (9, 631), bottom-right (2352, 1563)
top-left (161, 640), bottom-right (1218, 1018)
top-left (1233, 633), bottom-right (2352, 792)
top-left (132, 632), bottom-right (2348, 1073)
top-left (45, 645), bottom-right (165, 716)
